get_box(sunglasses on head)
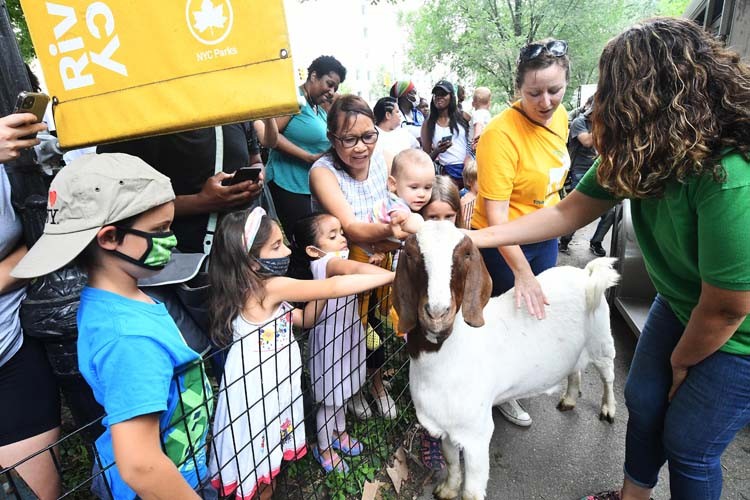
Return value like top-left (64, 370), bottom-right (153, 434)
top-left (518, 40), bottom-right (568, 63)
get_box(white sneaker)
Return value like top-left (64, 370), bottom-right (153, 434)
top-left (498, 399), bottom-right (532, 427)
top-left (371, 387), bottom-right (398, 420)
top-left (347, 390), bottom-right (372, 420)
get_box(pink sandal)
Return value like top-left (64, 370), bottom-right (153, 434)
top-left (312, 446), bottom-right (348, 474)
top-left (332, 434), bottom-right (363, 457)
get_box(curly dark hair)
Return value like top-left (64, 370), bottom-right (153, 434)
top-left (593, 17), bottom-right (750, 198)
top-left (308, 55), bottom-right (347, 83)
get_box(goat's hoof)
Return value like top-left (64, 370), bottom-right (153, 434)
top-left (556, 398), bottom-right (576, 412)
top-left (599, 409), bottom-right (615, 424)
top-left (434, 480), bottom-right (460, 499)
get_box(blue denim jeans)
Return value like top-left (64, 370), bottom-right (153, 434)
top-left (478, 239), bottom-right (558, 297)
top-left (624, 295), bottom-right (750, 499)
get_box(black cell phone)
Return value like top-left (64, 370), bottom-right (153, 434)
top-left (439, 135), bottom-right (452, 144)
top-left (13, 91), bottom-right (49, 139)
top-left (222, 165), bottom-right (262, 186)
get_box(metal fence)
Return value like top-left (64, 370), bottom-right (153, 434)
top-left (0, 287), bottom-right (414, 500)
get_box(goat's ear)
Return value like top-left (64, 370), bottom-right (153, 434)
top-left (461, 241), bottom-right (492, 327)
top-left (393, 240), bottom-right (419, 333)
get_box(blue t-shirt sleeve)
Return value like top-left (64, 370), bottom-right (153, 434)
top-left (94, 336), bottom-right (174, 425)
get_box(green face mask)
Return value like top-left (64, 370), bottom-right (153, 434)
top-left (110, 227), bottom-right (177, 270)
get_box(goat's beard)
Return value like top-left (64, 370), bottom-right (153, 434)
top-left (422, 324), bottom-right (454, 344)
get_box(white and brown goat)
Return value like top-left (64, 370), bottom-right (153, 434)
top-left (393, 222), bottom-right (619, 500)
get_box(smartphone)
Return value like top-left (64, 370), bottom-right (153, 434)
top-left (13, 91), bottom-right (49, 139)
top-left (14, 91), bottom-right (49, 123)
top-left (222, 165), bottom-right (262, 186)
top-left (439, 135), bottom-right (452, 144)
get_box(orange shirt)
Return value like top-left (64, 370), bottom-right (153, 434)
top-left (471, 102), bottom-right (570, 229)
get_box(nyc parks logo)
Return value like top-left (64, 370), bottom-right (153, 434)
top-left (186, 0), bottom-right (234, 46)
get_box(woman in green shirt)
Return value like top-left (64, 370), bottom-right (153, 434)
top-left (469, 17), bottom-right (750, 500)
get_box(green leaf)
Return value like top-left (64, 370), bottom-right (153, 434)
top-left (6, 0), bottom-right (35, 61)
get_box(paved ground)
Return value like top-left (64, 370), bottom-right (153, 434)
top-left (416, 222), bottom-right (750, 500)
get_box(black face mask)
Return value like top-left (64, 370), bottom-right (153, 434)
top-left (108, 227), bottom-right (177, 271)
top-left (257, 256), bottom-right (290, 276)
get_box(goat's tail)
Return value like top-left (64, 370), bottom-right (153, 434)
top-left (584, 257), bottom-right (620, 311)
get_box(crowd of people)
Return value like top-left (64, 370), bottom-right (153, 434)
top-left (0, 14), bottom-right (749, 500)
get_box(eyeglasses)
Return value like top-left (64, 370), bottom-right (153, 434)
top-left (332, 130), bottom-right (379, 148)
top-left (518, 40), bottom-right (568, 63)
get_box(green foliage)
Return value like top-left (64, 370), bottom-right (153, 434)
top-left (656, 0), bottom-right (691, 16)
top-left (6, 0), bottom-right (35, 61)
top-left (369, 65), bottom-right (393, 102)
top-left (405, 0), bottom-right (659, 106)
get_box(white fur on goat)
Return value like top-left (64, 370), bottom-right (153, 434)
top-left (417, 224), bottom-right (464, 320)
top-left (393, 222), bottom-right (619, 500)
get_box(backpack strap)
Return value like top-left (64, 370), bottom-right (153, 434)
top-left (203, 126), bottom-right (223, 255)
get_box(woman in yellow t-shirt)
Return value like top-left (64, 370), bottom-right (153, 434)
top-left (470, 39), bottom-right (571, 427)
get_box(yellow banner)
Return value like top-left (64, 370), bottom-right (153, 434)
top-left (21, 0), bottom-right (299, 148)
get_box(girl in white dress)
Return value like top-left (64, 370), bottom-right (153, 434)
top-left (292, 213), bottom-right (392, 474)
top-left (208, 207), bottom-right (394, 499)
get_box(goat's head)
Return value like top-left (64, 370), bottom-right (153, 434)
top-left (394, 221), bottom-right (492, 346)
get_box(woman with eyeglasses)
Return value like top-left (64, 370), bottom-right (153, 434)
top-left (266, 55), bottom-right (346, 234)
top-left (421, 80), bottom-right (472, 190)
top-left (373, 96), bottom-right (420, 172)
top-left (470, 38), bottom-right (571, 428)
top-left (309, 94), bottom-right (407, 422)
top-left (469, 18), bottom-right (750, 500)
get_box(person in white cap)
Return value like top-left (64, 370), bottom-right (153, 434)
top-left (13, 153), bottom-right (216, 500)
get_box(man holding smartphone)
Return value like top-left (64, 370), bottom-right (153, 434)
top-left (98, 121), bottom-right (275, 254)
top-left (0, 113), bottom-right (47, 162)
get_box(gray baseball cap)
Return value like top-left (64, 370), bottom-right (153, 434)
top-left (12, 153), bottom-right (175, 278)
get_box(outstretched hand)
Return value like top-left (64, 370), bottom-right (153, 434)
top-left (368, 252), bottom-right (386, 266)
top-left (390, 211), bottom-right (424, 235)
top-left (513, 272), bottom-right (549, 320)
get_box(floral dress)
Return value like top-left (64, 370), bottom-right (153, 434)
top-left (210, 302), bottom-right (306, 499)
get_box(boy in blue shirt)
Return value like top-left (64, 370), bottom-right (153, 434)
top-left (13, 153), bottom-right (214, 499)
